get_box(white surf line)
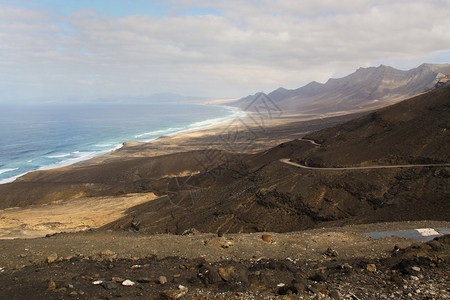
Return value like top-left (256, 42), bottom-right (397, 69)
top-left (280, 158), bottom-right (450, 171)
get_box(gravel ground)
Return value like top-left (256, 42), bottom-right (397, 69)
top-left (0, 221), bottom-right (449, 299)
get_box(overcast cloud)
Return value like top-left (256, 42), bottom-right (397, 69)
top-left (0, 0), bottom-right (449, 101)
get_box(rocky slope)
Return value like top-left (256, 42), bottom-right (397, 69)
top-left (296, 83), bottom-right (450, 167)
top-left (103, 85), bottom-right (449, 234)
top-left (233, 63), bottom-right (450, 114)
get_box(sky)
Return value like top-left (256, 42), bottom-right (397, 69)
top-left (1, 0), bottom-right (450, 102)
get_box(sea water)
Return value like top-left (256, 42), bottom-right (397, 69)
top-left (0, 101), bottom-right (243, 184)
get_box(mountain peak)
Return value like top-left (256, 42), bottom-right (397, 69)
top-left (232, 63), bottom-right (450, 114)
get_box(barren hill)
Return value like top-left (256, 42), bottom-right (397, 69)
top-left (233, 63), bottom-right (450, 114)
top-left (295, 83), bottom-right (450, 167)
top-left (103, 85), bottom-right (450, 234)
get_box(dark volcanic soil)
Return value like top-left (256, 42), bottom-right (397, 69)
top-left (102, 86), bottom-right (449, 234)
top-left (0, 222), bottom-right (449, 299)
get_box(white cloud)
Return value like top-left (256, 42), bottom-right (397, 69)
top-left (0, 0), bottom-right (449, 101)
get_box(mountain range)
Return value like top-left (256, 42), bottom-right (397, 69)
top-left (233, 63), bottom-right (450, 115)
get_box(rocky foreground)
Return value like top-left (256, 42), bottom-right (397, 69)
top-left (0, 221), bottom-right (449, 299)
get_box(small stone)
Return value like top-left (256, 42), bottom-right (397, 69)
top-left (161, 286), bottom-right (188, 299)
top-left (410, 275), bottom-right (419, 281)
top-left (48, 279), bottom-right (56, 291)
top-left (68, 284), bottom-right (74, 289)
top-left (179, 264), bottom-right (194, 271)
top-left (218, 267), bottom-right (235, 282)
top-left (137, 277), bottom-right (151, 283)
top-left (262, 234), bottom-right (272, 243)
top-left (199, 266), bottom-right (222, 284)
top-left (92, 279), bottom-right (105, 285)
top-left (46, 253), bottom-right (58, 264)
top-left (158, 276), bottom-right (168, 284)
top-left (69, 291), bottom-right (78, 297)
top-left (411, 266), bottom-right (421, 272)
top-left (181, 228), bottom-right (199, 235)
top-left (221, 239), bottom-right (234, 248)
top-left (342, 263), bottom-right (352, 270)
top-left (173, 274), bottom-right (181, 279)
top-left (122, 279), bottom-right (136, 286)
top-left (366, 264), bottom-right (377, 272)
top-left (103, 281), bottom-right (118, 290)
top-left (112, 277), bottom-right (124, 282)
top-left (130, 264), bottom-right (142, 270)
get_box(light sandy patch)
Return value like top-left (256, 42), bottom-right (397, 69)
top-left (0, 193), bottom-right (158, 239)
top-left (160, 170), bottom-right (200, 178)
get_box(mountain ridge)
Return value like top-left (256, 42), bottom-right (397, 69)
top-left (233, 63), bottom-right (450, 115)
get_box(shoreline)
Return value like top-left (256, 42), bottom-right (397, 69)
top-left (0, 98), bottom-right (389, 185)
top-left (0, 104), bottom-right (245, 185)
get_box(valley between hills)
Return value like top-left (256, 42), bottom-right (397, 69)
top-left (0, 64), bottom-right (449, 299)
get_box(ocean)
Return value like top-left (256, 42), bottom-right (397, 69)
top-left (0, 101), bottom-right (243, 184)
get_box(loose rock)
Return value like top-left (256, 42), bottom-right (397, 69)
top-left (137, 277), bottom-right (151, 283)
top-left (158, 276), bottom-right (168, 284)
top-left (366, 264), bottom-right (377, 272)
top-left (218, 267), bottom-right (233, 281)
top-left (262, 234), bottom-right (272, 243)
top-left (161, 285), bottom-right (189, 299)
top-left (46, 253), bottom-right (58, 264)
top-left (122, 279), bottom-right (135, 286)
top-left (92, 278), bottom-right (105, 285)
top-left (130, 264), bottom-right (142, 270)
top-left (103, 281), bottom-right (118, 290)
top-left (69, 291), bottom-right (78, 297)
top-left (47, 279), bottom-right (56, 291)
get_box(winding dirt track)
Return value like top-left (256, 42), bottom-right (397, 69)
top-left (280, 139), bottom-right (450, 170)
